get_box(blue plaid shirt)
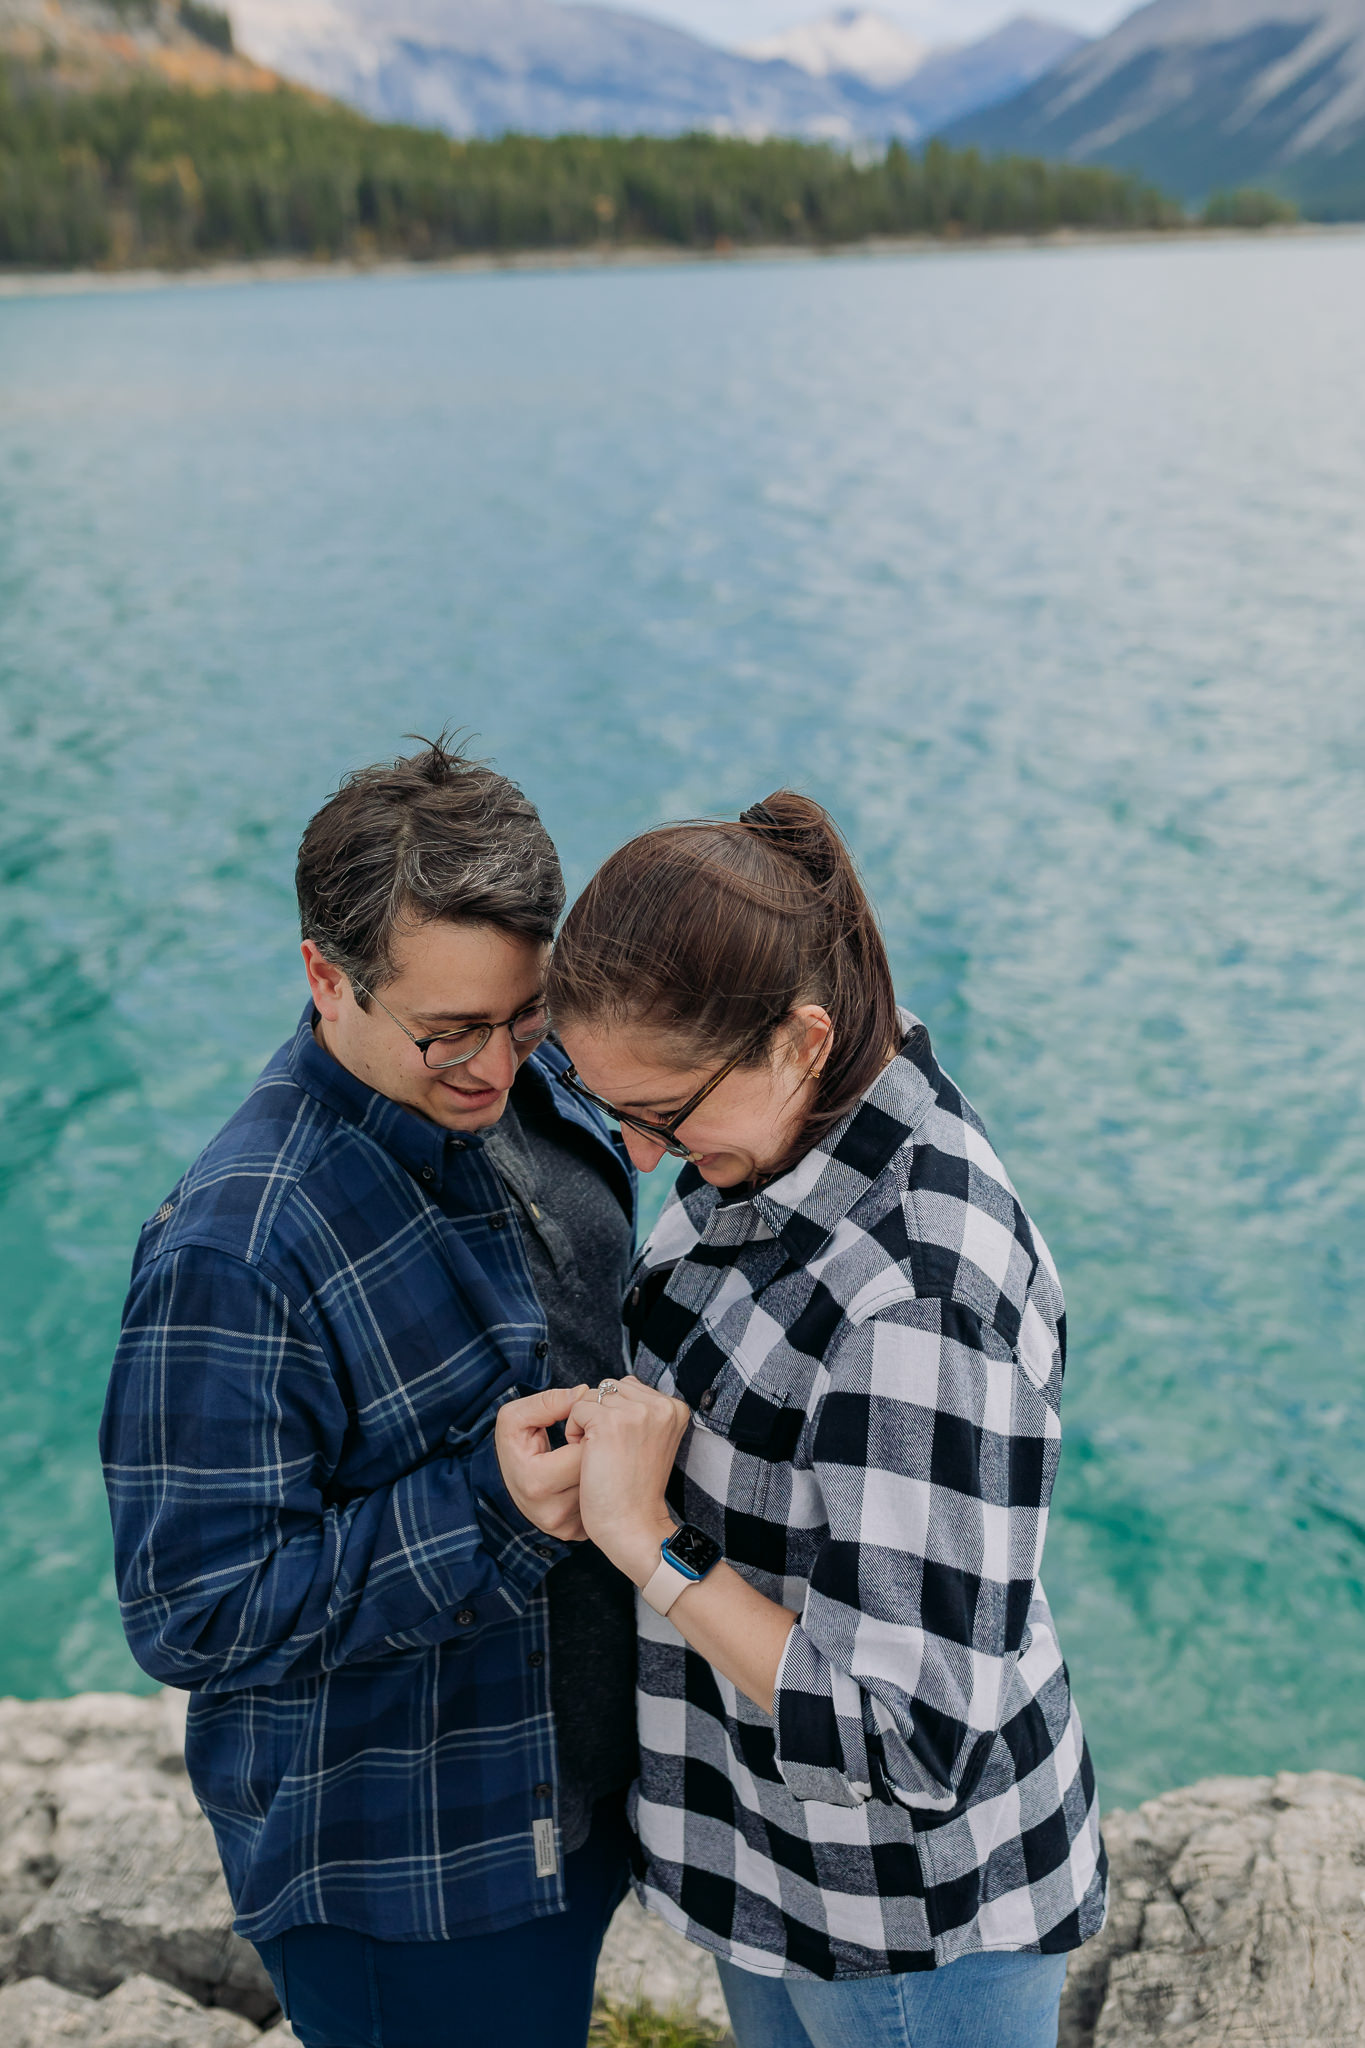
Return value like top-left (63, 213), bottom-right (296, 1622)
top-left (100, 1006), bottom-right (633, 1944)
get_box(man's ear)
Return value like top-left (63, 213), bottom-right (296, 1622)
top-left (302, 941), bottom-right (348, 1023)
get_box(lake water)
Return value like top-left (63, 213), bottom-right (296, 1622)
top-left (2, 235), bottom-right (1364, 1809)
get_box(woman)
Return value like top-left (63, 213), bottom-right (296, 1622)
top-left (546, 793), bottom-right (1106, 2048)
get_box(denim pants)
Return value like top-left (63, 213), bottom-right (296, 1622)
top-left (717, 1948), bottom-right (1069, 2048)
top-left (252, 1793), bottom-right (631, 2048)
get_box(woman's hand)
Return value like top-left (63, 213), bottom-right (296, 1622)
top-left (566, 1377), bottom-right (691, 1586)
top-left (571, 1376), bottom-right (798, 1716)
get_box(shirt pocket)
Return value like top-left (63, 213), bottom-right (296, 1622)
top-left (677, 1312), bottom-right (811, 1525)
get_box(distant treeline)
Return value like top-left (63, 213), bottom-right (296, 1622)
top-left (0, 66), bottom-right (1189, 269)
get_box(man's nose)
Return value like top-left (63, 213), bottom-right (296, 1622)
top-left (462, 1026), bottom-right (520, 1093)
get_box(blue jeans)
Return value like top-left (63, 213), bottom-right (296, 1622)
top-left (252, 1793), bottom-right (631, 2048)
top-left (717, 1949), bottom-right (1069, 2048)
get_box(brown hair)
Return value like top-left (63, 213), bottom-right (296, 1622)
top-left (547, 791), bottom-right (901, 1159)
top-left (296, 731), bottom-right (563, 1002)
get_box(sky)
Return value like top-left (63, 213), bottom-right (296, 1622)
top-left (610, 0), bottom-right (1139, 48)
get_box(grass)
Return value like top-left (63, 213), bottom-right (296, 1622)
top-left (591, 1998), bottom-right (730, 2048)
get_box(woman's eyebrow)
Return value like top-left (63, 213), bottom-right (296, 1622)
top-left (619, 1087), bottom-right (695, 1114)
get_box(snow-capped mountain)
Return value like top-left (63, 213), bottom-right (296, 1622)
top-left (947, 0), bottom-right (1365, 207)
top-left (742, 9), bottom-right (930, 89)
top-left (226, 0), bottom-right (1089, 142)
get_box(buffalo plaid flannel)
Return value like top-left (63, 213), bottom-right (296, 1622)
top-left (101, 1006), bottom-right (632, 1945)
top-left (621, 1016), bottom-right (1106, 1979)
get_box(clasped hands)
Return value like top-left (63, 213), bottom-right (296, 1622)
top-left (493, 1377), bottom-right (690, 1585)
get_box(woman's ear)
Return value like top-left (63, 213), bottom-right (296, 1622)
top-left (787, 1005), bottom-right (834, 1076)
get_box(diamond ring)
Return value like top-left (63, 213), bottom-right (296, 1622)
top-left (597, 1379), bottom-right (620, 1403)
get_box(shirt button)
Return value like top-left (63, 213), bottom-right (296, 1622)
top-left (451, 1139), bottom-right (467, 1150)
top-left (534, 1341), bottom-right (549, 1359)
top-left (533, 1783), bottom-right (553, 1800)
top-left (534, 1544), bottom-right (556, 1560)
top-left (456, 1610), bottom-right (476, 1626)
top-left (489, 1213), bottom-right (507, 1231)
top-left (699, 1389), bottom-right (717, 1414)
top-left (420, 1166), bottom-right (435, 1184)
top-left (527, 1650), bottom-right (544, 1667)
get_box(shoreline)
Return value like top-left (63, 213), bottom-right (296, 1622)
top-left (2, 220), bottom-right (1362, 300)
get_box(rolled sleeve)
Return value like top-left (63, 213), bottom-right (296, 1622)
top-left (770, 1298), bottom-right (1059, 1813)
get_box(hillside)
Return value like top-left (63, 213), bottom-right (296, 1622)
top-left (944, 0), bottom-right (1365, 214)
top-left (0, 0), bottom-right (276, 92)
top-left (0, 58), bottom-right (1180, 270)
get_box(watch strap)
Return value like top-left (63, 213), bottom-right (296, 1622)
top-left (641, 1556), bottom-right (694, 1617)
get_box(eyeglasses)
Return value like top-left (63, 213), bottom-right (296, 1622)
top-left (355, 984), bottom-right (552, 1070)
top-left (560, 1032), bottom-right (769, 1161)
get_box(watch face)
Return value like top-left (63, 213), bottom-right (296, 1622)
top-left (665, 1524), bottom-right (722, 1580)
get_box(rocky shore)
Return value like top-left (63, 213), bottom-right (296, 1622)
top-left (1, 1692), bottom-right (1362, 2045)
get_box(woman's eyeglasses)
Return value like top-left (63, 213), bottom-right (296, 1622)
top-left (355, 985), bottom-right (551, 1070)
top-left (559, 1035), bottom-right (766, 1161)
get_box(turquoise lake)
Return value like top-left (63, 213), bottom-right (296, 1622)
top-left (2, 235), bottom-right (1364, 1809)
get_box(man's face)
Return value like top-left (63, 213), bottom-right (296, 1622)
top-left (305, 920), bottom-right (550, 1133)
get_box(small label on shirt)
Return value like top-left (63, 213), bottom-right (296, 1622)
top-left (533, 1818), bottom-right (558, 1878)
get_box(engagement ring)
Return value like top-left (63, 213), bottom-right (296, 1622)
top-left (597, 1380), bottom-right (620, 1402)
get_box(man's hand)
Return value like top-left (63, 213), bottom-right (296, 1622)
top-left (494, 1386), bottom-right (589, 1542)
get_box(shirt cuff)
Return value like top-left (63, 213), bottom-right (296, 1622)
top-left (468, 1433), bottom-right (569, 1609)
top-left (771, 1623), bottom-right (872, 1808)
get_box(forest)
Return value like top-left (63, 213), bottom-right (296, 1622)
top-left (0, 64), bottom-right (1191, 269)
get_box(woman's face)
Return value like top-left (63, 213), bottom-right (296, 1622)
top-left (558, 1008), bottom-right (832, 1187)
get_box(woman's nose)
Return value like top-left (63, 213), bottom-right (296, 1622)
top-left (623, 1127), bottom-right (667, 1173)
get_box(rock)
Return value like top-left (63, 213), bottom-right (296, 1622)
top-left (0, 1694), bottom-right (275, 2023)
top-left (0, 1970), bottom-right (259, 2045)
top-left (597, 1891), bottom-right (729, 2030)
top-left (1059, 1769), bottom-right (1365, 2046)
top-left (7, 1696), bottom-right (1365, 2045)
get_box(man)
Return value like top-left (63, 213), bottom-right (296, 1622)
top-left (101, 737), bottom-right (638, 2048)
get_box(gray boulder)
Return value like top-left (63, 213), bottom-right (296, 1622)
top-left (0, 1693), bottom-right (275, 2022)
top-left (0, 1970), bottom-right (261, 2045)
top-left (596, 1890), bottom-right (728, 2030)
top-left (1060, 1769), bottom-right (1365, 2046)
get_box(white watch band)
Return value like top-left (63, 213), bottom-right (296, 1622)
top-left (642, 1555), bottom-right (695, 1617)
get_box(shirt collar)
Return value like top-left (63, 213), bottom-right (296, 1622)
top-left (287, 1002), bottom-right (481, 1186)
top-left (703, 1010), bottom-right (937, 1264)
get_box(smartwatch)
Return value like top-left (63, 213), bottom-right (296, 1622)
top-left (641, 1524), bottom-right (723, 1617)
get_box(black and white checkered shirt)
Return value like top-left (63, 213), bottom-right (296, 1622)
top-left (622, 1016), bottom-right (1107, 1980)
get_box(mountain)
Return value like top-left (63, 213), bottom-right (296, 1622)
top-left (225, 0), bottom-right (1090, 144)
top-left (740, 9), bottom-right (1086, 121)
top-left (741, 9), bottom-right (930, 88)
top-left (227, 0), bottom-right (864, 139)
top-left (897, 14), bottom-right (1089, 126)
top-left (944, 0), bottom-right (1365, 212)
